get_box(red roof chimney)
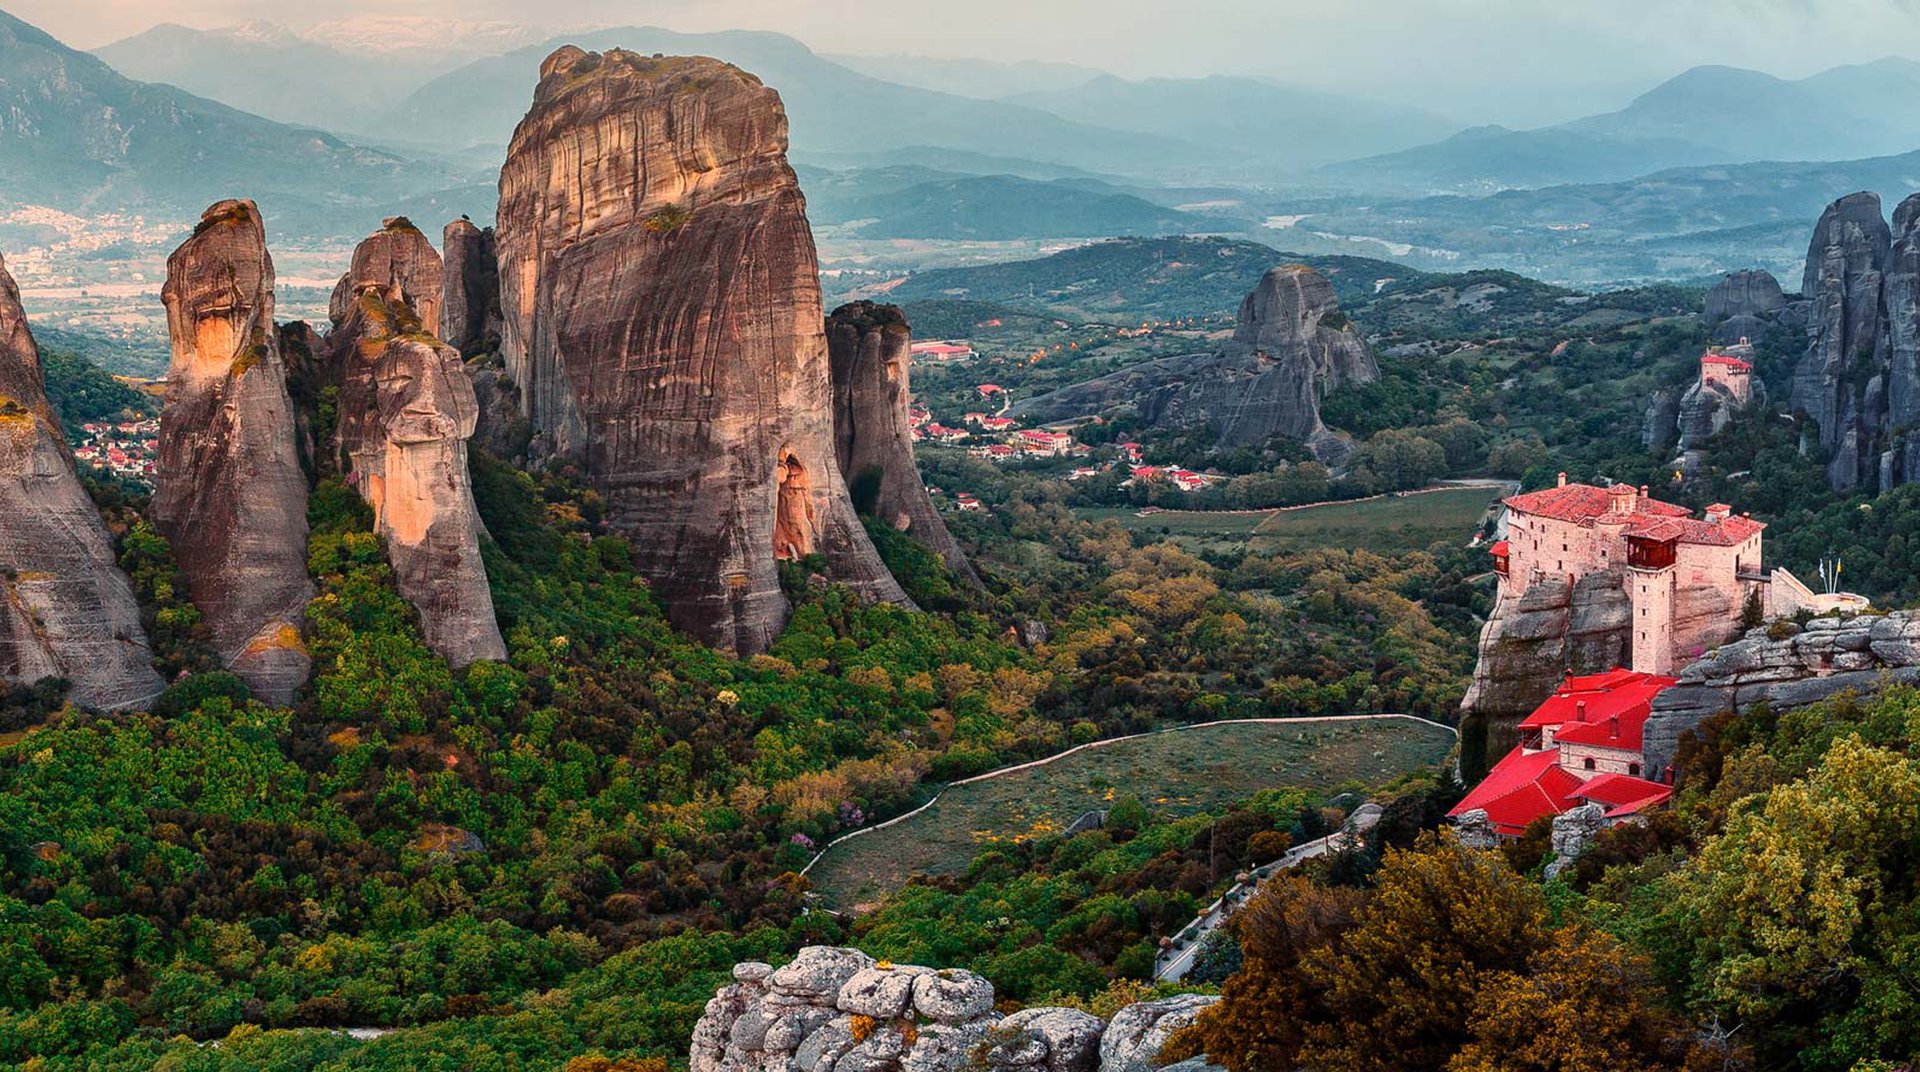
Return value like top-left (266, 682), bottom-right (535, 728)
top-left (1557, 471), bottom-right (1568, 487)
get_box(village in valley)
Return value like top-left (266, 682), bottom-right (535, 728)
top-left (906, 331), bottom-right (1228, 514)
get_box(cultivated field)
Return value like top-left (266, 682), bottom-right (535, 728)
top-left (807, 716), bottom-right (1456, 909)
top-left (1074, 484), bottom-right (1502, 557)
top-left (1248, 485), bottom-right (1502, 554)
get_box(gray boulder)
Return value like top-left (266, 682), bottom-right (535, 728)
top-left (912, 969), bottom-right (996, 1023)
top-left (1098, 995), bottom-right (1219, 1072)
top-left (995, 1008), bottom-right (1107, 1072)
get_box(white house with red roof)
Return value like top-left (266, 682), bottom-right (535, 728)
top-left (1449, 668), bottom-right (1677, 837)
top-left (1492, 475), bottom-right (1767, 675)
top-left (1699, 343), bottom-right (1755, 405)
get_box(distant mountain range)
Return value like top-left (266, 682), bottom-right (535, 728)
top-left (0, 9), bottom-right (467, 233)
top-left (1330, 58), bottom-right (1920, 193)
top-left (1006, 75), bottom-right (1456, 170)
top-left (94, 22), bottom-right (464, 135)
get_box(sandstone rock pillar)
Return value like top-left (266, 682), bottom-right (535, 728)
top-left (495, 47), bottom-right (910, 654)
top-left (827, 301), bottom-right (978, 584)
top-left (154, 199), bottom-right (313, 704)
top-left (0, 254), bottom-right (164, 709)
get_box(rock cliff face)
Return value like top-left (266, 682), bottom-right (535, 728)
top-left (440, 218), bottom-right (501, 359)
top-left (690, 947), bottom-right (1215, 1072)
top-left (1794, 192), bottom-right (1895, 490)
top-left (153, 200), bottom-right (313, 705)
top-left (329, 220), bottom-right (505, 668)
top-left (1645, 612), bottom-right (1920, 777)
top-left (0, 254), bottom-right (163, 709)
top-left (495, 47), bottom-right (908, 653)
top-left (1702, 268), bottom-right (1786, 344)
top-left (1010, 265), bottom-right (1375, 461)
top-left (1461, 572), bottom-right (1631, 758)
top-left (827, 301), bottom-right (977, 583)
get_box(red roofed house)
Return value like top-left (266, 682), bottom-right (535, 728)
top-left (1698, 340), bottom-right (1755, 405)
top-left (1499, 474), bottom-right (1768, 675)
top-left (1450, 667), bottom-right (1676, 836)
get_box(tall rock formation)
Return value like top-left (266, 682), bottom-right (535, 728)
top-left (1880, 193), bottom-right (1920, 486)
top-left (154, 199), bottom-right (312, 704)
top-left (1009, 265), bottom-right (1376, 461)
top-left (1793, 192), bottom-right (1893, 491)
top-left (826, 301), bottom-right (977, 584)
top-left (495, 47), bottom-right (908, 654)
top-left (1701, 268), bottom-right (1786, 345)
top-left (1459, 573), bottom-right (1631, 760)
top-left (440, 218), bottom-right (501, 359)
top-left (329, 220), bottom-right (505, 668)
top-left (0, 254), bottom-right (163, 709)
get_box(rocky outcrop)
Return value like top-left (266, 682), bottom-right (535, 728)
top-left (328, 221), bottom-right (505, 668)
top-left (1794, 192), bottom-right (1894, 490)
top-left (440, 218), bottom-right (501, 359)
top-left (827, 302), bottom-right (977, 584)
top-left (1009, 265), bottom-right (1375, 461)
top-left (1544, 802), bottom-right (1606, 881)
top-left (1880, 194), bottom-right (1920, 486)
top-left (1641, 389), bottom-right (1678, 452)
top-left (1674, 372), bottom-right (1766, 452)
top-left (1461, 571), bottom-right (1631, 757)
top-left (690, 948), bottom-right (1213, 1072)
top-left (1097, 996), bottom-right (1219, 1072)
top-left (153, 200), bottom-right (312, 705)
top-left (495, 47), bottom-right (908, 654)
top-left (1644, 612), bottom-right (1920, 778)
top-left (0, 254), bottom-right (163, 709)
top-left (1702, 269), bottom-right (1786, 344)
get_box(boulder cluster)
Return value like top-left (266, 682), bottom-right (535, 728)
top-left (1010, 264), bottom-right (1376, 463)
top-left (689, 947), bottom-right (1219, 1072)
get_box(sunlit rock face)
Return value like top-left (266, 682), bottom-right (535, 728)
top-left (0, 253), bottom-right (163, 709)
top-left (495, 47), bottom-right (907, 654)
top-left (329, 221), bottom-right (505, 668)
top-left (154, 199), bottom-right (313, 705)
top-left (826, 301), bottom-right (977, 584)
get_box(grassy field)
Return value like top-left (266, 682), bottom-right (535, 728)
top-left (1074, 485), bottom-right (1501, 557)
top-left (807, 717), bottom-right (1456, 910)
top-left (1248, 486), bottom-right (1501, 554)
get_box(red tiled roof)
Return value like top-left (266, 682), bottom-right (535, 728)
top-left (1573, 772), bottom-right (1672, 817)
top-left (1505, 483), bottom-right (1690, 524)
top-left (1518, 668), bottom-right (1663, 728)
top-left (1448, 747), bottom-right (1586, 837)
top-left (1505, 482), bottom-right (1762, 546)
top-left (1627, 514), bottom-right (1764, 547)
top-left (1701, 353), bottom-right (1752, 371)
top-left (1490, 540), bottom-right (1510, 556)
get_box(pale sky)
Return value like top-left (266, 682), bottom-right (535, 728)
top-left (15, 0), bottom-right (1920, 126)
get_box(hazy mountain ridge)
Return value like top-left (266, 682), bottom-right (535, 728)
top-left (0, 8), bottom-right (471, 231)
top-left (1330, 57), bottom-right (1920, 193)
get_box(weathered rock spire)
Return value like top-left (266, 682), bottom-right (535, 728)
top-left (154, 199), bottom-right (313, 705)
top-left (0, 254), bottom-right (164, 709)
top-left (495, 47), bottom-right (908, 653)
top-left (440, 218), bottom-right (501, 358)
top-left (827, 301), bottom-right (978, 584)
top-left (329, 221), bottom-right (505, 668)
